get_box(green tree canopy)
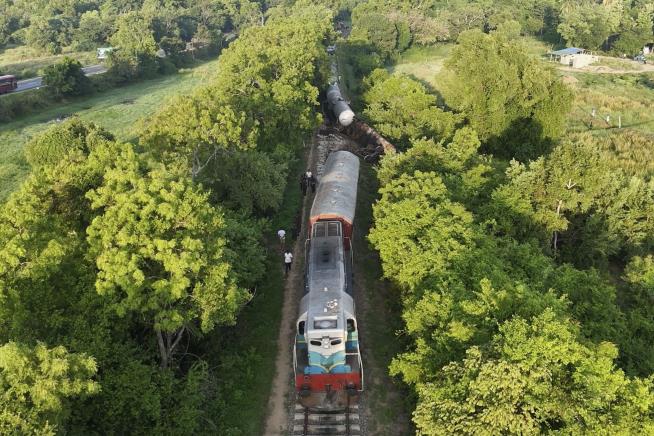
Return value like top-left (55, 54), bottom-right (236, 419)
top-left (412, 310), bottom-right (654, 435)
top-left (24, 117), bottom-right (114, 170)
top-left (42, 57), bottom-right (93, 99)
top-left (363, 69), bottom-right (461, 149)
top-left (369, 170), bottom-right (475, 290)
top-left (108, 11), bottom-right (159, 80)
top-left (0, 341), bottom-right (99, 434)
top-left (441, 23), bottom-right (572, 160)
top-left (86, 146), bottom-right (248, 367)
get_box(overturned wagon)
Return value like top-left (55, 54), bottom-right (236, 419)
top-left (327, 83), bottom-right (355, 127)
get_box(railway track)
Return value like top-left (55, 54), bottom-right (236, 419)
top-left (292, 403), bottom-right (361, 436)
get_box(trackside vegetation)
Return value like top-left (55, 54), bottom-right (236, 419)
top-left (348, 7), bottom-right (654, 434)
top-left (0, 2), bottom-right (334, 433)
top-left (1, 0), bottom-right (654, 434)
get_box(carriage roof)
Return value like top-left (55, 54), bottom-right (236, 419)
top-left (310, 151), bottom-right (360, 226)
top-left (300, 230), bottom-right (354, 332)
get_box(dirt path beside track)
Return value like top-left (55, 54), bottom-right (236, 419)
top-left (263, 140), bottom-right (315, 436)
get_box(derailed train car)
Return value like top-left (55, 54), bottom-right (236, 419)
top-left (294, 151), bottom-right (363, 410)
top-left (326, 83), bottom-right (355, 127)
top-left (326, 46), bottom-right (355, 127)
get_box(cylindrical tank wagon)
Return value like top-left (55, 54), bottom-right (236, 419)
top-left (326, 84), bottom-right (355, 127)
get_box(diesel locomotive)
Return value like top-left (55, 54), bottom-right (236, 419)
top-left (294, 151), bottom-right (363, 410)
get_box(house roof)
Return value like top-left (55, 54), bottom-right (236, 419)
top-left (550, 47), bottom-right (585, 56)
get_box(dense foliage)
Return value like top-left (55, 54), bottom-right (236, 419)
top-left (0, 4), bottom-right (331, 432)
top-left (359, 17), bottom-right (654, 434)
top-left (2, 0), bottom-right (654, 433)
top-left (362, 68), bottom-right (460, 149)
top-left (42, 56), bottom-right (93, 97)
top-left (0, 0), bottom-right (264, 54)
top-left (346, 0), bottom-right (654, 57)
top-left (440, 23), bottom-right (572, 160)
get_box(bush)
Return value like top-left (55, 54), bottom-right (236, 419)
top-left (42, 57), bottom-right (93, 98)
top-left (24, 117), bottom-right (114, 169)
top-left (0, 88), bottom-right (52, 122)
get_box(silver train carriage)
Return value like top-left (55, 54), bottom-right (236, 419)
top-left (294, 151), bottom-right (363, 410)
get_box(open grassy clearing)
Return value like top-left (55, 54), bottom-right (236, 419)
top-left (0, 59), bottom-right (219, 202)
top-left (388, 44), bottom-right (452, 90)
top-left (565, 72), bottom-right (654, 134)
top-left (0, 45), bottom-right (97, 79)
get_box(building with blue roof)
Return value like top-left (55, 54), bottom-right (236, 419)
top-left (548, 47), bottom-right (598, 68)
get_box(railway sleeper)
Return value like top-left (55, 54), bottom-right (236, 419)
top-left (292, 423), bottom-right (361, 435)
top-left (294, 413), bottom-right (360, 425)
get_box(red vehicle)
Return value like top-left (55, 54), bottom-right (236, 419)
top-left (0, 75), bottom-right (18, 94)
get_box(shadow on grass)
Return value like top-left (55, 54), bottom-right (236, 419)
top-left (354, 162), bottom-right (415, 435)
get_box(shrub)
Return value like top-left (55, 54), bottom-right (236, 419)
top-left (42, 57), bottom-right (93, 98)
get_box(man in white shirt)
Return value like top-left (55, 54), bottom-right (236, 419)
top-left (284, 251), bottom-right (293, 276)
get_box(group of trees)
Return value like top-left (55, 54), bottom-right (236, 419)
top-left (0, 0), bottom-right (267, 54)
top-left (346, 0), bottom-right (654, 60)
top-left (0, 0), bottom-right (278, 83)
top-left (42, 56), bottom-right (92, 97)
top-left (362, 23), bottom-right (654, 434)
top-left (0, 3), bottom-right (332, 433)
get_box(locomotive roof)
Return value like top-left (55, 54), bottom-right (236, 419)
top-left (302, 231), bottom-right (354, 332)
top-left (310, 151), bottom-right (360, 225)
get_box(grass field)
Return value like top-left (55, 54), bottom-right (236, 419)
top-left (565, 72), bottom-right (654, 134)
top-left (0, 45), bottom-right (97, 79)
top-left (388, 44), bottom-right (452, 90)
top-left (0, 58), bottom-right (219, 202)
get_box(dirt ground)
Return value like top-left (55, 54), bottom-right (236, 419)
top-left (558, 56), bottom-right (654, 74)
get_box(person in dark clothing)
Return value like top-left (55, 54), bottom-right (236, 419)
top-left (300, 173), bottom-right (307, 195)
top-left (309, 174), bottom-right (317, 193)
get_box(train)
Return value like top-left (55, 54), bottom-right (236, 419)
top-left (0, 75), bottom-right (18, 95)
top-left (294, 150), bottom-right (364, 410)
top-left (326, 83), bottom-right (354, 127)
top-left (326, 45), bottom-right (355, 127)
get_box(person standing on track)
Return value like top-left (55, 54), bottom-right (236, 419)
top-left (284, 250), bottom-right (293, 277)
top-left (305, 170), bottom-right (312, 194)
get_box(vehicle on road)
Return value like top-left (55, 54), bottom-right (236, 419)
top-left (0, 75), bottom-right (18, 94)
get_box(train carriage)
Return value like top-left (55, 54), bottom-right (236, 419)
top-left (309, 151), bottom-right (359, 244)
top-left (295, 151), bottom-right (363, 410)
top-left (326, 84), bottom-right (355, 127)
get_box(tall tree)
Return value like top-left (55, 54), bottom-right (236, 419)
top-left (363, 69), bottom-right (461, 149)
top-left (441, 22), bottom-right (572, 160)
top-left (42, 57), bottom-right (93, 99)
top-left (412, 310), bottom-right (654, 435)
top-left (108, 11), bottom-right (158, 80)
top-left (86, 146), bottom-right (248, 368)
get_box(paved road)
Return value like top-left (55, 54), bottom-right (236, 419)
top-left (14, 64), bottom-right (107, 93)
